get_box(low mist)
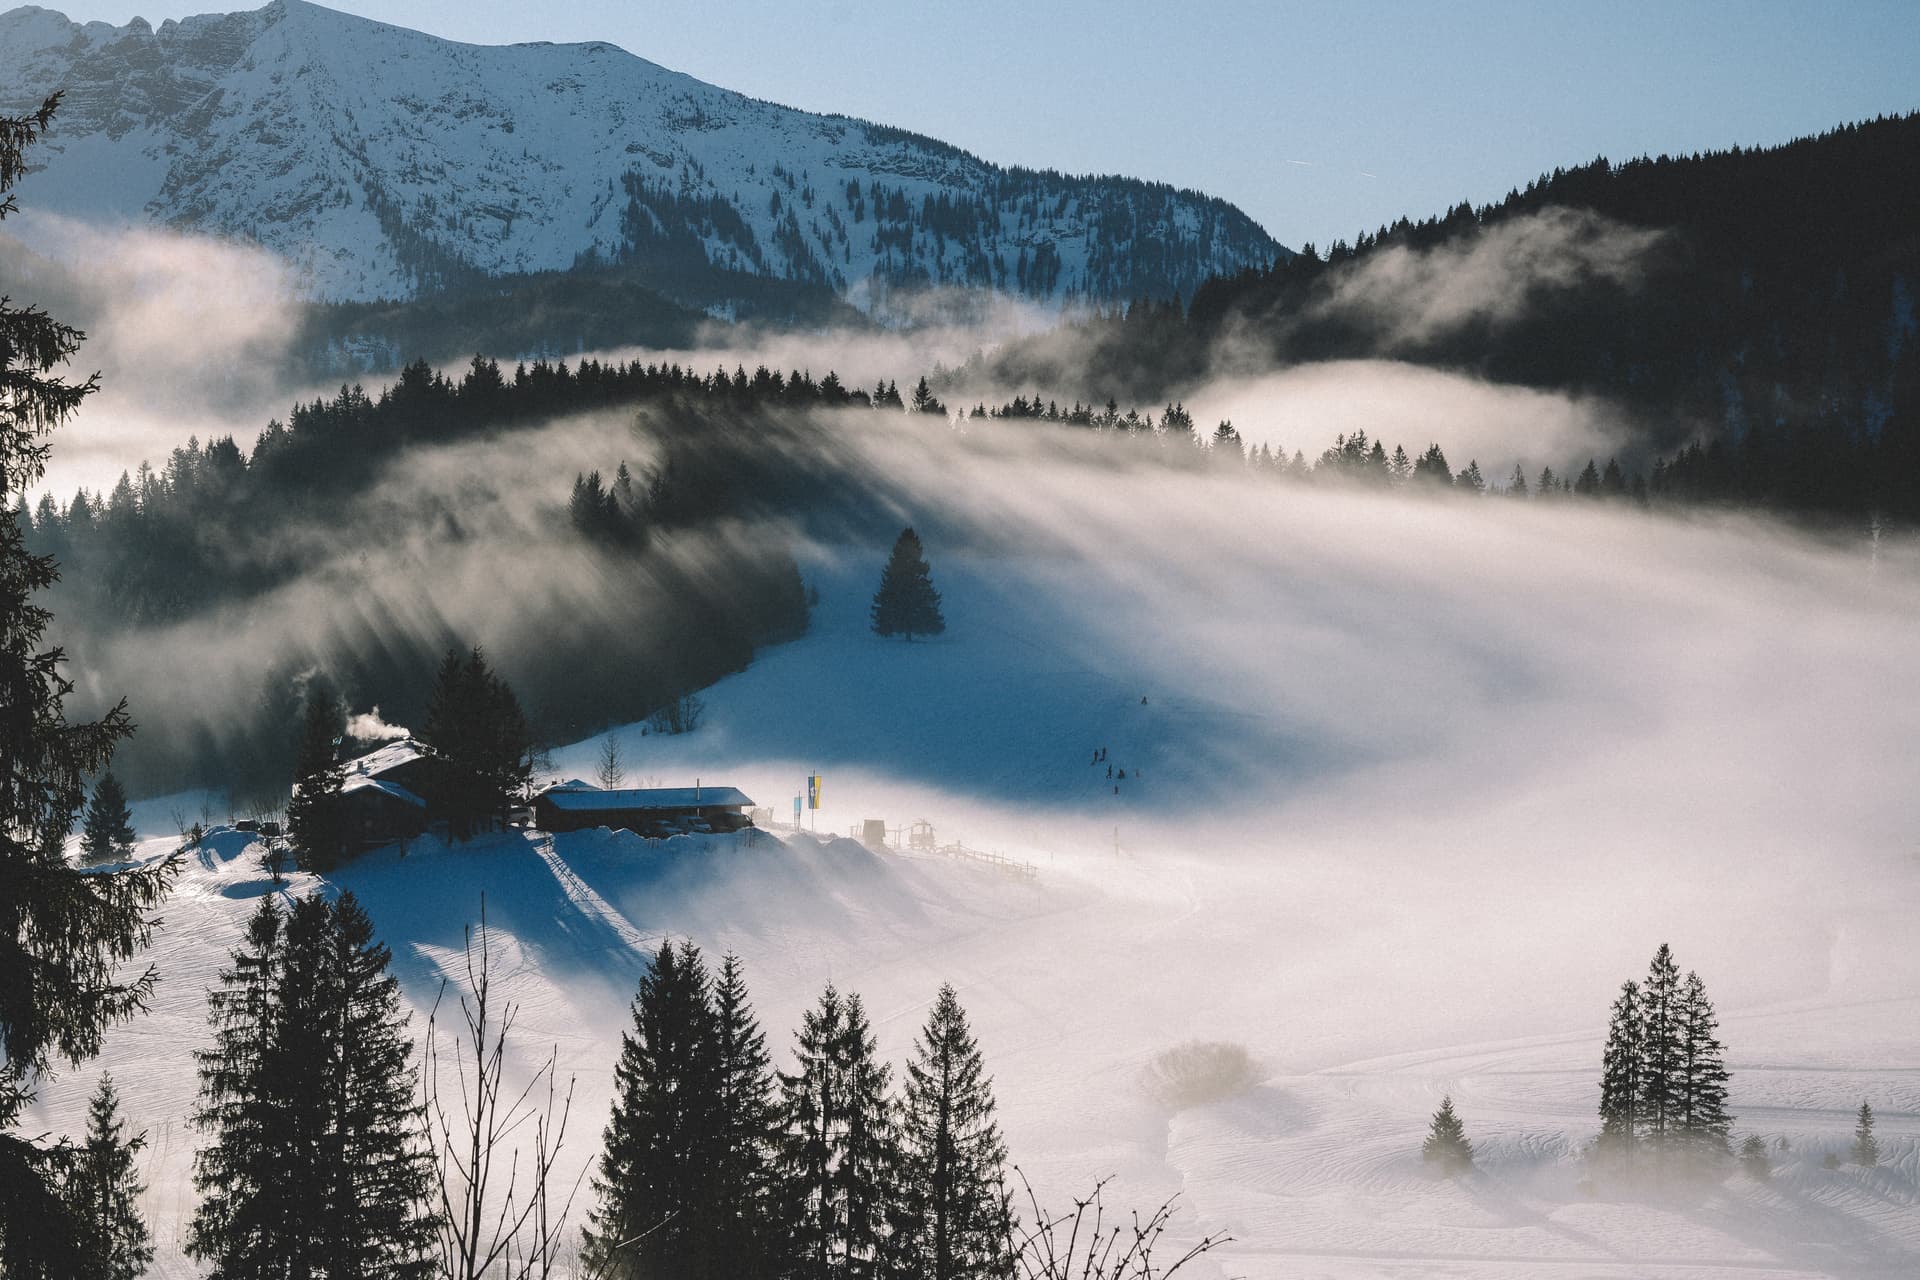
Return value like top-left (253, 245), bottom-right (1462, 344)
top-left (6, 213), bottom-right (318, 498)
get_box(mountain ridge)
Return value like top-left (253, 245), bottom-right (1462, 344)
top-left (1, 0), bottom-right (1284, 309)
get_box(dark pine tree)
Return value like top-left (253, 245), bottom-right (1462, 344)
top-left (187, 892), bottom-right (437, 1280)
top-left (710, 952), bottom-right (779, 1278)
top-left (1411, 443), bottom-right (1453, 487)
top-left (910, 377), bottom-right (947, 416)
top-left (322, 893), bottom-right (439, 1279)
top-left (187, 898), bottom-right (291, 1278)
top-left (79, 773), bottom-right (136, 864)
top-left (63, 1074), bottom-right (153, 1280)
top-left (1596, 980), bottom-right (1644, 1165)
top-left (1638, 944), bottom-right (1684, 1154)
top-left (292, 678), bottom-right (342, 782)
top-left (835, 993), bottom-right (898, 1280)
top-left (1574, 459), bottom-right (1603, 496)
top-left (775, 986), bottom-right (901, 1279)
top-left (293, 675), bottom-right (343, 775)
top-left (1852, 1102), bottom-right (1879, 1168)
top-left (1, 91), bottom-right (179, 1280)
top-left (1421, 1095), bottom-right (1474, 1176)
top-left (583, 941), bottom-right (724, 1280)
top-left (1674, 970), bottom-right (1732, 1164)
top-left (423, 646), bottom-right (534, 839)
top-left (892, 985), bottom-right (1014, 1280)
top-left (775, 984), bottom-right (846, 1280)
top-left (287, 678), bottom-right (347, 870)
top-left (870, 527), bottom-right (946, 641)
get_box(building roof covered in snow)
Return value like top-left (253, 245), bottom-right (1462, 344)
top-left (340, 774), bottom-right (427, 808)
top-left (537, 785), bottom-right (753, 813)
top-left (342, 738), bottom-right (432, 780)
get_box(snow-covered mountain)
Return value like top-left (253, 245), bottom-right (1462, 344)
top-left (0, 0), bottom-right (1282, 307)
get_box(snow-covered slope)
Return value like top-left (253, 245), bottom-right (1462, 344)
top-left (0, 0), bottom-right (1281, 306)
top-left (32, 483), bottom-right (1920, 1278)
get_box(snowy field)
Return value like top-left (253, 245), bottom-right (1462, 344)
top-left (34, 467), bottom-right (1920, 1279)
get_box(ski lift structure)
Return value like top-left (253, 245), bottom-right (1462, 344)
top-left (848, 816), bottom-right (1036, 881)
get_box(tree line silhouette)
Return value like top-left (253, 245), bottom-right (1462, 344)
top-left (972, 113), bottom-right (1920, 524)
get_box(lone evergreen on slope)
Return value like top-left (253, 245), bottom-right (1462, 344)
top-left (80, 772), bottom-right (137, 864)
top-left (62, 1074), bottom-right (153, 1280)
top-left (1852, 1102), bottom-right (1879, 1168)
top-left (0, 89), bottom-right (179, 1279)
top-left (871, 526), bottom-right (946, 640)
top-left (1421, 1096), bottom-right (1474, 1176)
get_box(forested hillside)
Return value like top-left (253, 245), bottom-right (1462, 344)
top-left (977, 114), bottom-right (1920, 521)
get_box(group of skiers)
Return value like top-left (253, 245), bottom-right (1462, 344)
top-left (1088, 745), bottom-right (1141, 795)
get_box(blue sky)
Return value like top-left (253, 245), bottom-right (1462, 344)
top-left (56, 0), bottom-right (1920, 250)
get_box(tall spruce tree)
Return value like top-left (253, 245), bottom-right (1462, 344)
top-left (187, 898), bottom-right (291, 1278)
top-left (292, 679), bottom-right (342, 782)
top-left (323, 893), bottom-right (439, 1278)
top-left (583, 941), bottom-right (724, 1279)
top-left (776, 986), bottom-right (902, 1280)
top-left (1411, 443), bottom-right (1453, 486)
top-left (1597, 980), bottom-right (1644, 1163)
top-left (1421, 1095), bottom-right (1474, 1176)
top-left (910, 377), bottom-right (945, 416)
top-left (1674, 971), bottom-right (1732, 1163)
top-left (835, 993), bottom-right (898, 1280)
top-left (1638, 945), bottom-right (1684, 1153)
top-left (870, 527), bottom-right (945, 641)
top-left (79, 773), bottom-right (136, 864)
top-left (63, 1074), bottom-right (153, 1280)
top-left (711, 952), bottom-right (779, 1278)
top-left (1, 91), bottom-right (179, 1280)
top-left (892, 985), bottom-right (1013, 1280)
top-left (1851, 1102), bottom-right (1879, 1168)
top-left (423, 646), bottom-right (534, 838)
top-left (287, 680), bottom-right (348, 869)
top-left (776, 984), bottom-right (846, 1280)
top-left (187, 892), bottom-right (436, 1279)
top-left (287, 753), bottom-right (348, 872)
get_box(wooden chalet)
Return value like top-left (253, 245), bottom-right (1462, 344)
top-left (298, 737), bottom-right (438, 852)
top-left (530, 780), bottom-right (755, 836)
